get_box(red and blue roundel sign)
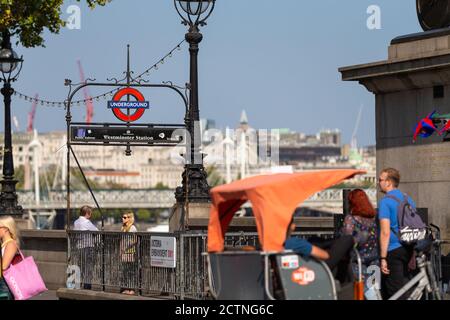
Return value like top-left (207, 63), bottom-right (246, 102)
top-left (107, 87), bottom-right (149, 122)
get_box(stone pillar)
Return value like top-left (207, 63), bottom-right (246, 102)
top-left (14, 217), bottom-right (33, 230)
top-left (340, 29), bottom-right (450, 242)
top-left (169, 202), bottom-right (211, 232)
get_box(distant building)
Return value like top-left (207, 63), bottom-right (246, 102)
top-left (200, 118), bottom-right (216, 139)
top-left (341, 144), bottom-right (351, 158)
top-left (277, 129), bottom-right (342, 164)
top-left (0, 115), bottom-right (375, 190)
top-left (84, 168), bottom-right (140, 187)
top-left (319, 129), bottom-right (341, 146)
top-left (0, 132), bottom-right (184, 190)
top-left (279, 129), bottom-right (341, 147)
top-left (279, 146), bottom-right (342, 164)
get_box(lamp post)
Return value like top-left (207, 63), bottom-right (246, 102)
top-left (174, 0), bottom-right (215, 203)
top-left (0, 31), bottom-right (24, 216)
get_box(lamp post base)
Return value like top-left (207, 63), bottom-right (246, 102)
top-left (12, 218), bottom-right (32, 230)
top-left (169, 202), bottom-right (212, 232)
top-left (0, 178), bottom-right (24, 217)
top-left (175, 164), bottom-right (211, 204)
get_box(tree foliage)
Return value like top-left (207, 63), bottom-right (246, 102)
top-left (69, 167), bottom-right (102, 190)
top-left (155, 182), bottom-right (169, 190)
top-left (0, 0), bottom-right (110, 47)
top-left (332, 180), bottom-right (376, 189)
top-left (14, 164), bottom-right (24, 189)
top-left (136, 208), bottom-right (151, 222)
top-left (206, 165), bottom-right (224, 187)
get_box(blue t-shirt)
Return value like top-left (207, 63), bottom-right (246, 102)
top-left (284, 237), bottom-right (313, 257)
top-left (378, 189), bottom-right (416, 252)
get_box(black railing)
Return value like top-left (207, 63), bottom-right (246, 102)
top-left (67, 230), bottom-right (335, 299)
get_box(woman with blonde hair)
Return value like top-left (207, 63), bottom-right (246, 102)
top-left (0, 216), bottom-right (20, 300)
top-left (120, 211), bottom-right (137, 295)
top-left (121, 211), bottom-right (137, 233)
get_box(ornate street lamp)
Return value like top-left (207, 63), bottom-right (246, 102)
top-left (174, 0), bottom-right (215, 203)
top-left (0, 31), bottom-right (24, 216)
top-left (416, 0), bottom-right (450, 31)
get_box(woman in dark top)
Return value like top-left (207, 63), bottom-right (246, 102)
top-left (342, 189), bottom-right (380, 298)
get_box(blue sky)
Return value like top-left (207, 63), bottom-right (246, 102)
top-left (4, 0), bottom-right (421, 147)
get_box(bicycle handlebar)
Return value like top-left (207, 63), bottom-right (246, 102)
top-left (429, 223), bottom-right (440, 232)
top-left (433, 239), bottom-right (450, 245)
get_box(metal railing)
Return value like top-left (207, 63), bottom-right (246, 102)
top-left (19, 188), bottom-right (377, 210)
top-left (67, 230), bottom-right (335, 299)
top-left (18, 189), bottom-right (176, 209)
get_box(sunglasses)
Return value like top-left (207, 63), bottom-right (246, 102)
top-left (122, 216), bottom-right (129, 220)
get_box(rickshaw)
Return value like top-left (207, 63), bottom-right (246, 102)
top-left (205, 169), bottom-right (366, 300)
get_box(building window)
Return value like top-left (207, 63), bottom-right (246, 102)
top-left (434, 85), bottom-right (444, 99)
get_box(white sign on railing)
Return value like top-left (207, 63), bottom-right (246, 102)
top-left (150, 236), bottom-right (176, 268)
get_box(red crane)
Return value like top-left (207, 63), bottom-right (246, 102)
top-left (77, 60), bottom-right (94, 123)
top-left (27, 94), bottom-right (39, 133)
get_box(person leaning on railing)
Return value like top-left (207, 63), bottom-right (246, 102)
top-left (73, 205), bottom-right (99, 290)
top-left (120, 211), bottom-right (137, 295)
top-left (0, 216), bottom-right (21, 300)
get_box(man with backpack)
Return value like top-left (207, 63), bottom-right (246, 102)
top-left (378, 167), bottom-right (427, 299)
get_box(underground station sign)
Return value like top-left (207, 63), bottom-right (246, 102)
top-left (70, 124), bottom-right (185, 146)
top-left (70, 87), bottom-right (186, 146)
top-left (108, 87), bottom-right (149, 122)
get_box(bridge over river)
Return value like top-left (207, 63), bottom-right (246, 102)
top-left (17, 188), bottom-right (377, 211)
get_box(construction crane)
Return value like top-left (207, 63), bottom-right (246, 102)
top-left (12, 116), bottom-right (19, 132)
top-left (349, 104), bottom-right (364, 165)
top-left (27, 93), bottom-right (38, 133)
top-left (77, 60), bottom-right (94, 123)
top-left (351, 104), bottom-right (363, 150)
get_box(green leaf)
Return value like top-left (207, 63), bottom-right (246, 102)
top-left (0, 0), bottom-right (109, 48)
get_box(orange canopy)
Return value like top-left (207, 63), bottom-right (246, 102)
top-left (207, 169), bottom-right (366, 253)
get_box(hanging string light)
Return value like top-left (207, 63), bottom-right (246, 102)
top-left (12, 39), bottom-right (186, 108)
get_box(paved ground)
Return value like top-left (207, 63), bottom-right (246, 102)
top-left (27, 289), bottom-right (450, 300)
top-left (30, 290), bottom-right (58, 300)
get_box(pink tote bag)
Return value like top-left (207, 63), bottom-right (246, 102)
top-left (3, 250), bottom-right (47, 300)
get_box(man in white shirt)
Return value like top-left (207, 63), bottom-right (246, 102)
top-left (73, 205), bottom-right (99, 289)
top-left (74, 205), bottom-right (99, 231)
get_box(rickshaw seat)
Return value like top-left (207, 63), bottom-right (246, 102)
top-left (272, 252), bottom-right (337, 300)
top-left (224, 245), bottom-right (256, 251)
top-left (206, 170), bottom-right (367, 300)
top-left (208, 251), bottom-right (267, 300)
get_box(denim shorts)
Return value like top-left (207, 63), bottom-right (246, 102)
top-left (0, 277), bottom-right (13, 300)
